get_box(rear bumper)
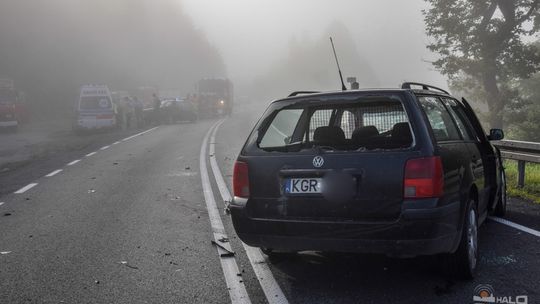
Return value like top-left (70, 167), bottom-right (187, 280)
top-left (231, 198), bottom-right (461, 257)
top-left (76, 118), bottom-right (116, 129)
top-left (0, 120), bottom-right (18, 127)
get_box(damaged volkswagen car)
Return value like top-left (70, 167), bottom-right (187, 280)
top-left (231, 82), bottom-right (506, 278)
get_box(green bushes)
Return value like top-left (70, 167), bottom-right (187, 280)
top-left (504, 160), bottom-right (540, 203)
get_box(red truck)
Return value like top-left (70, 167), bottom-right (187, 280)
top-left (196, 78), bottom-right (234, 117)
top-left (0, 78), bottom-right (26, 131)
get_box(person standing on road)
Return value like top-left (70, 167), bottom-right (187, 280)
top-left (125, 97), bottom-right (135, 128)
top-left (114, 97), bottom-right (124, 129)
top-left (133, 96), bottom-right (144, 128)
top-left (152, 93), bottom-right (161, 124)
top-left (120, 97), bottom-right (131, 129)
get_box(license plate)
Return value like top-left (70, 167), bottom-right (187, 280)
top-left (285, 178), bottom-right (322, 194)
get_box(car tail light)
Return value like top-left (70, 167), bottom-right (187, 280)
top-left (233, 161), bottom-right (250, 198)
top-left (404, 156), bottom-right (444, 198)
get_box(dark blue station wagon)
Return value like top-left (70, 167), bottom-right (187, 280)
top-left (231, 83), bottom-right (506, 278)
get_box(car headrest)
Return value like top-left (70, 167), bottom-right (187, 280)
top-left (313, 126), bottom-right (345, 144)
top-left (391, 122), bottom-right (412, 143)
top-left (352, 126), bottom-right (379, 142)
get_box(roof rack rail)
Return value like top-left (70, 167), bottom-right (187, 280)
top-left (288, 91), bottom-right (319, 97)
top-left (401, 82), bottom-right (449, 95)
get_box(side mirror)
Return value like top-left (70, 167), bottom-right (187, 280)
top-left (488, 128), bottom-right (504, 141)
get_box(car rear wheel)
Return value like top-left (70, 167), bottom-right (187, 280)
top-left (494, 170), bottom-right (507, 217)
top-left (443, 200), bottom-right (478, 279)
top-left (260, 247), bottom-right (273, 256)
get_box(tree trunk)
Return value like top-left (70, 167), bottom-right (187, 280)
top-left (482, 67), bottom-right (504, 129)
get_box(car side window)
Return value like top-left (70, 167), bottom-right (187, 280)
top-left (442, 98), bottom-right (475, 141)
top-left (418, 96), bottom-right (461, 142)
top-left (259, 109), bottom-right (303, 147)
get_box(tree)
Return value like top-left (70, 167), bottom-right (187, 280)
top-left (505, 57), bottom-right (540, 141)
top-left (423, 0), bottom-right (540, 128)
top-left (248, 22), bottom-right (379, 100)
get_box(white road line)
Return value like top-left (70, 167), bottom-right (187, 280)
top-left (14, 183), bottom-right (38, 194)
top-left (45, 169), bottom-right (62, 177)
top-left (86, 152), bottom-right (97, 157)
top-left (121, 126), bottom-right (159, 142)
top-left (112, 141), bottom-right (121, 145)
top-left (100, 145), bottom-right (110, 150)
top-left (209, 119), bottom-right (289, 304)
top-left (0, 202), bottom-right (4, 207)
top-left (200, 121), bottom-right (251, 304)
top-left (67, 160), bottom-right (80, 166)
top-left (489, 216), bottom-right (540, 238)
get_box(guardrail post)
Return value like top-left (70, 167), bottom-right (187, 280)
top-left (517, 160), bottom-right (526, 188)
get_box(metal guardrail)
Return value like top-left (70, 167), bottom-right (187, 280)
top-left (493, 140), bottom-right (540, 188)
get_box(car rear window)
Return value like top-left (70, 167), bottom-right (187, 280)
top-left (255, 95), bottom-right (413, 152)
top-left (79, 96), bottom-right (112, 110)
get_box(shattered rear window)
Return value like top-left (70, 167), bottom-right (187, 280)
top-left (254, 95), bottom-right (414, 152)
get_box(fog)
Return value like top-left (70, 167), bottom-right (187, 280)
top-left (0, 0), bottom-right (447, 115)
top-left (183, 0), bottom-right (448, 96)
top-left (0, 0), bottom-right (226, 116)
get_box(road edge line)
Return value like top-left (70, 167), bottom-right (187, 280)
top-left (488, 216), bottom-right (540, 238)
top-left (200, 120), bottom-right (251, 304)
top-left (121, 126), bottom-right (158, 142)
top-left (209, 119), bottom-right (290, 304)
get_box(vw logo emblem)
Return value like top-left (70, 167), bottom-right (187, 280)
top-left (313, 156), bottom-right (324, 168)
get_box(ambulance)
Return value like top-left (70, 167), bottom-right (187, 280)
top-left (74, 85), bottom-right (117, 131)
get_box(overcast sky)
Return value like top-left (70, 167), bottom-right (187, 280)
top-left (182, 0), bottom-right (448, 89)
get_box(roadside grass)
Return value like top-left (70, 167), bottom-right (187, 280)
top-left (504, 160), bottom-right (540, 204)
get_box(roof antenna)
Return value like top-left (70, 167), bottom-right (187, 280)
top-left (330, 37), bottom-right (347, 91)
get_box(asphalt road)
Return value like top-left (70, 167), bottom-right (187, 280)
top-left (1, 108), bottom-right (539, 304)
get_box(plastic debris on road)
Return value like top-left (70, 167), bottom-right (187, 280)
top-left (211, 240), bottom-right (235, 257)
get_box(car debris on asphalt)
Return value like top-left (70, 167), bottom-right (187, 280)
top-left (211, 240), bottom-right (235, 257)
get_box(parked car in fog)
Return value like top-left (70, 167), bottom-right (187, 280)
top-left (160, 98), bottom-right (198, 123)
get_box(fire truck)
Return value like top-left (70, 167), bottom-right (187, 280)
top-left (196, 78), bottom-right (233, 117)
top-left (0, 78), bottom-right (24, 131)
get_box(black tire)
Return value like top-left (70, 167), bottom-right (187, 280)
top-left (260, 247), bottom-right (273, 256)
top-left (260, 247), bottom-right (297, 259)
top-left (494, 170), bottom-right (507, 217)
top-left (443, 200), bottom-right (478, 279)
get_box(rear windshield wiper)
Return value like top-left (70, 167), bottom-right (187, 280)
top-left (259, 141), bottom-right (308, 152)
top-left (311, 144), bottom-right (338, 152)
top-left (259, 142), bottom-right (343, 153)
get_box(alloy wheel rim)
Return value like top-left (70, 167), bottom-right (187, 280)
top-left (467, 209), bottom-right (478, 270)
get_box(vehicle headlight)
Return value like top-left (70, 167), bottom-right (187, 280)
top-left (220, 100), bottom-right (225, 105)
